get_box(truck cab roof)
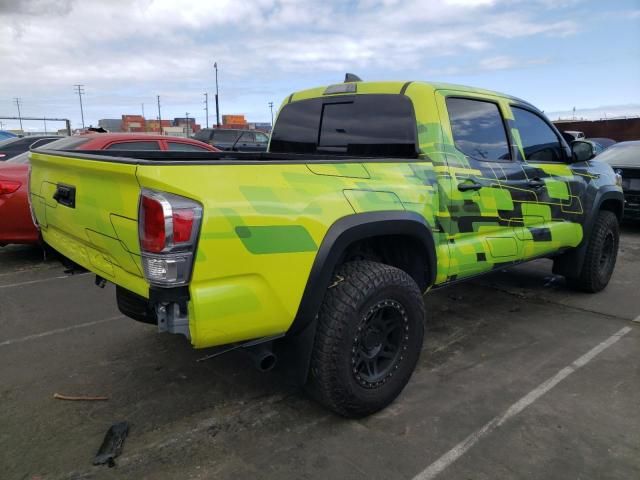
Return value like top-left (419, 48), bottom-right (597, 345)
top-left (287, 80), bottom-right (534, 110)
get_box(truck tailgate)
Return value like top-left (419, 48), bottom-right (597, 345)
top-left (29, 151), bottom-right (148, 297)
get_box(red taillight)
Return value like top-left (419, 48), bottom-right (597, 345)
top-left (0, 180), bottom-right (21, 195)
top-left (140, 195), bottom-right (166, 253)
top-left (138, 189), bottom-right (202, 287)
top-left (173, 209), bottom-right (195, 243)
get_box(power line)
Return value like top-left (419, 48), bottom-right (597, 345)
top-left (74, 84), bottom-right (85, 129)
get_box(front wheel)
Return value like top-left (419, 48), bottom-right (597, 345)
top-left (306, 261), bottom-right (425, 418)
top-left (565, 210), bottom-right (619, 293)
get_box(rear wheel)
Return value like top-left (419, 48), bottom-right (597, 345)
top-left (565, 210), bottom-right (619, 293)
top-left (306, 260), bottom-right (425, 418)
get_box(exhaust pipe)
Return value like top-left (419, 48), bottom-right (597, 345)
top-left (242, 342), bottom-right (277, 372)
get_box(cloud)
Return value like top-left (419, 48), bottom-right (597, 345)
top-left (0, 0), bottom-right (626, 129)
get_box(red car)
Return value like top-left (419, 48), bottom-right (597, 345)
top-left (0, 134), bottom-right (218, 246)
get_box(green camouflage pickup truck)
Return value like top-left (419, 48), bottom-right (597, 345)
top-left (29, 78), bottom-right (624, 417)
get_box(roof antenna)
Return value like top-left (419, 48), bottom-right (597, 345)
top-left (344, 73), bottom-right (362, 83)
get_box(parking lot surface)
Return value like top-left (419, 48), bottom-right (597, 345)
top-left (1, 225), bottom-right (639, 480)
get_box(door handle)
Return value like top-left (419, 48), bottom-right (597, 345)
top-left (528, 178), bottom-right (545, 189)
top-left (458, 178), bottom-right (483, 192)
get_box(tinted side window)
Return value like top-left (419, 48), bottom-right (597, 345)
top-left (239, 132), bottom-right (256, 142)
top-left (512, 107), bottom-right (563, 162)
top-left (106, 141), bottom-right (161, 151)
top-left (213, 130), bottom-right (240, 142)
top-left (167, 142), bottom-right (210, 151)
top-left (446, 98), bottom-right (510, 161)
top-left (270, 94), bottom-right (417, 157)
top-left (193, 130), bottom-right (212, 141)
top-left (255, 132), bottom-right (269, 143)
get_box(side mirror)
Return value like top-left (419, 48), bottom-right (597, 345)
top-left (571, 140), bottom-right (595, 162)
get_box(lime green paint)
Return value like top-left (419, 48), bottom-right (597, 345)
top-left (236, 225), bottom-right (318, 254)
top-left (30, 79), bottom-right (612, 350)
top-left (545, 179), bottom-right (570, 200)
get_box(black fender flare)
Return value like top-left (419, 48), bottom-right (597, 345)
top-left (553, 187), bottom-right (624, 276)
top-left (275, 210), bottom-right (437, 384)
top-left (583, 188), bottom-right (624, 239)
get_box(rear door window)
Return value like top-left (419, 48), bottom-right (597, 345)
top-left (511, 106), bottom-right (564, 162)
top-left (445, 97), bottom-right (511, 161)
top-left (106, 141), bottom-right (161, 150)
top-left (239, 132), bottom-right (256, 142)
top-left (167, 142), bottom-right (210, 151)
top-left (270, 94), bottom-right (417, 157)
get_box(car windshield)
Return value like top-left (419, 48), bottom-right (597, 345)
top-left (6, 152), bottom-right (30, 164)
top-left (35, 136), bottom-right (92, 150)
top-left (595, 141), bottom-right (639, 167)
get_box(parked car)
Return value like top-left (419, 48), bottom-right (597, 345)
top-left (193, 128), bottom-right (269, 151)
top-left (0, 134), bottom-right (219, 246)
top-left (587, 137), bottom-right (616, 155)
top-left (30, 80), bottom-right (623, 417)
top-left (0, 131), bottom-right (18, 141)
top-left (71, 133), bottom-right (221, 152)
top-left (561, 130), bottom-right (586, 143)
top-left (595, 141), bottom-right (640, 219)
top-left (0, 135), bottom-right (62, 160)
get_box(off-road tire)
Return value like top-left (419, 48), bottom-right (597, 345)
top-left (306, 260), bottom-right (425, 418)
top-left (565, 210), bottom-right (619, 293)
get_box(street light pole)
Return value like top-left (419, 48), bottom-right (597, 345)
top-left (185, 112), bottom-right (190, 138)
top-left (157, 95), bottom-right (163, 135)
top-left (204, 93), bottom-right (209, 129)
top-left (14, 98), bottom-right (23, 131)
top-left (214, 62), bottom-right (220, 127)
top-left (74, 85), bottom-right (85, 129)
top-left (268, 101), bottom-right (274, 128)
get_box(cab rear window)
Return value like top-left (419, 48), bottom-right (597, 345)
top-left (270, 94), bottom-right (418, 157)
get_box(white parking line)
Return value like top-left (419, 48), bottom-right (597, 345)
top-left (0, 272), bottom-right (91, 289)
top-left (633, 314), bottom-right (640, 324)
top-left (412, 326), bottom-right (633, 480)
top-left (0, 315), bottom-right (124, 347)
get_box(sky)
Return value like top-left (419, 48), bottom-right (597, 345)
top-left (0, 0), bottom-right (639, 132)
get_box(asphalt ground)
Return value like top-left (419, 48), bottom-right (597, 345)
top-left (1, 224), bottom-right (638, 480)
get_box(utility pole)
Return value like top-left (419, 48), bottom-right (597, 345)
top-left (214, 62), bottom-right (220, 127)
top-left (74, 85), bottom-right (85, 129)
top-left (185, 112), bottom-right (190, 137)
top-left (157, 95), bottom-right (163, 135)
top-left (204, 93), bottom-right (209, 129)
top-left (14, 98), bottom-right (23, 131)
top-left (268, 101), bottom-right (274, 128)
